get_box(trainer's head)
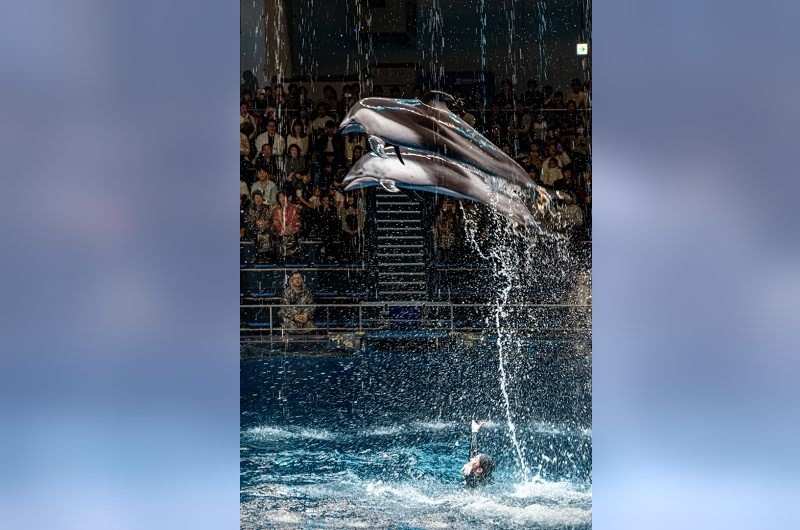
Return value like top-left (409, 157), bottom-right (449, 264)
top-left (476, 454), bottom-right (494, 479)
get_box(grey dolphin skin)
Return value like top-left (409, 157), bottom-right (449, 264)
top-left (344, 148), bottom-right (539, 228)
top-left (338, 93), bottom-right (536, 192)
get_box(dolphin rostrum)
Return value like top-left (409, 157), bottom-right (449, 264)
top-left (338, 92), bottom-right (535, 192)
top-left (343, 148), bottom-right (543, 228)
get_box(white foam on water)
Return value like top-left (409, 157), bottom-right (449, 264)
top-left (244, 424), bottom-right (336, 441)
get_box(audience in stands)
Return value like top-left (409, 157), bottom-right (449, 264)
top-left (239, 75), bottom-right (592, 270)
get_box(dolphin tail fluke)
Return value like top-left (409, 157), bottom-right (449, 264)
top-left (379, 179), bottom-right (400, 193)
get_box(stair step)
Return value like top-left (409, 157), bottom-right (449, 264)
top-left (378, 244), bottom-right (423, 248)
top-left (378, 291), bottom-right (428, 295)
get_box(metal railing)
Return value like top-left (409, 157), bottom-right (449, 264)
top-left (240, 301), bottom-right (591, 335)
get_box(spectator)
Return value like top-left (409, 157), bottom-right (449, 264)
top-left (565, 77), bottom-right (589, 109)
top-left (511, 100), bottom-right (532, 155)
top-left (471, 87), bottom-right (486, 112)
top-left (297, 85), bottom-right (313, 111)
top-left (272, 192), bottom-right (301, 261)
top-left (555, 191), bottom-right (585, 238)
top-left (285, 144), bottom-right (309, 182)
top-left (522, 79), bottom-right (544, 111)
top-left (340, 194), bottom-right (364, 262)
top-left (241, 70), bottom-right (259, 96)
top-left (314, 120), bottom-right (346, 166)
top-left (555, 143), bottom-right (572, 169)
top-left (240, 172), bottom-right (250, 200)
top-left (278, 271), bottom-right (316, 330)
top-left (250, 166), bottom-right (279, 208)
top-left (371, 85), bottom-right (384, 97)
top-left (322, 85), bottom-right (339, 115)
top-left (350, 145), bottom-right (364, 168)
top-left (540, 157), bottom-right (563, 186)
top-left (251, 143), bottom-right (274, 169)
top-left (435, 198), bottom-right (460, 263)
top-left (245, 190), bottom-right (273, 261)
top-left (253, 88), bottom-right (270, 113)
top-left (240, 122), bottom-right (254, 160)
top-left (286, 120), bottom-right (310, 158)
top-left (255, 119), bottom-right (286, 158)
top-left (531, 113), bottom-right (548, 144)
top-left (311, 103), bottom-right (332, 136)
top-left (345, 132), bottom-right (367, 165)
top-left (318, 195), bottom-right (342, 262)
top-left (389, 86), bottom-right (402, 98)
top-left (317, 151), bottom-right (340, 191)
top-left (240, 102), bottom-right (256, 140)
top-left (493, 79), bottom-right (515, 110)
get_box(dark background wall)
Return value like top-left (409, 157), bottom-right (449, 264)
top-left (242, 0), bottom-right (590, 94)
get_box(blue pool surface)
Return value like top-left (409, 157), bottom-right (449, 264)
top-left (241, 343), bottom-right (591, 529)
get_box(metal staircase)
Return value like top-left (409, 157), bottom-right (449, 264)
top-left (374, 189), bottom-right (428, 301)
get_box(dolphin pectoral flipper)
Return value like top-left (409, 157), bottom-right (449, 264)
top-left (368, 135), bottom-right (387, 158)
top-left (379, 179), bottom-right (400, 193)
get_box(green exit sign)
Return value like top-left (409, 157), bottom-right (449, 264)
top-left (576, 43), bottom-right (589, 56)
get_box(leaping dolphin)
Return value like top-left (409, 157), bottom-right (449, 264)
top-left (343, 147), bottom-right (544, 228)
top-left (338, 92), bottom-right (535, 192)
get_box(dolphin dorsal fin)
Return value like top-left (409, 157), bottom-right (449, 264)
top-left (421, 90), bottom-right (455, 110)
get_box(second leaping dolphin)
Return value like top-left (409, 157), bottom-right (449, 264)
top-left (343, 147), bottom-right (548, 228)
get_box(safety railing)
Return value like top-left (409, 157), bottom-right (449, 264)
top-left (240, 301), bottom-right (591, 335)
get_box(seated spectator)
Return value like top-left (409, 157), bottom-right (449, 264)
top-left (389, 86), bottom-right (402, 98)
top-left (240, 122), bottom-right (254, 160)
top-left (555, 191), bottom-right (585, 238)
top-left (523, 149), bottom-right (544, 181)
top-left (494, 79), bottom-right (515, 110)
top-left (322, 85), bottom-right (339, 114)
top-left (297, 85), bottom-right (313, 111)
top-left (285, 144), bottom-right (310, 182)
top-left (314, 120), bottom-right (346, 166)
top-left (311, 102), bottom-right (332, 136)
top-left (253, 88), bottom-right (270, 113)
top-left (540, 157), bottom-right (563, 186)
top-left (340, 194), bottom-right (364, 262)
top-left (240, 172), bottom-right (250, 200)
top-left (345, 132), bottom-right (367, 165)
top-left (286, 121), bottom-right (310, 158)
top-left (255, 119), bottom-right (286, 158)
top-left (252, 143), bottom-right (276, 170)
top-left (531, 113), bottom-right (548, 144)
top-left (317, 195), bottom-right (342, 262)
top-left (245, 190), bottom-right (273, 261)
top-left (555, 142), bottom-right (572, 170)
top-left (250, 166), bottom-right (278, 209)
top-left (522, 79), bottom-right (544, 111)
top-left (293, 172), bottom-right (315, 235)
top-left (278, 271), bottom-right (316, 330)
top-left (435, 198), bottom-right (460, 263)
top-left (554, 167), bottom-right (576, 191)
top-left (240, 102), bottom-right (256, 139)
top-left (565, 77), bottom-right (589, 109)
top-left (317, 152), bottom-right (339, 191)
top-left (511, 100), bottom-right (532, 155)
top-left (371, 85), bottom-right (384, 97)
top-left (272, 192), bottom-right (301, 261)
top-left (350, 145), bottom-right (364, 168)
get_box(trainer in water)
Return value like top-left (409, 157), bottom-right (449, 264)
top-left (462, 420), bottom-right (494, 487)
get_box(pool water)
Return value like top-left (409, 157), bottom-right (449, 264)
top-left (241, 342), bottom-right (591, 529)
